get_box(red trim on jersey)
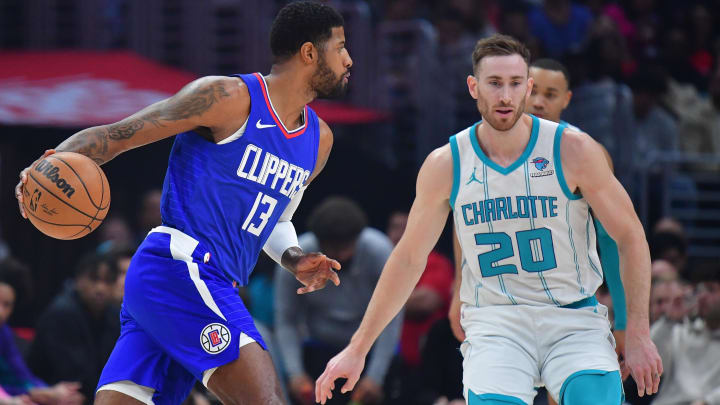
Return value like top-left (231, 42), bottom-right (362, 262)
top-left (253, 73), bottom-right (308, 139)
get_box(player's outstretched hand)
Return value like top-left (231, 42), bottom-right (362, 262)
top-left (315, 345), bottom-right (365, 404)
top-left (15, 149), bottom-right (55, 219)
top-left (293, 252), bottom-right (341, 294)
top-left (625, 332), bottom-right (663, 397)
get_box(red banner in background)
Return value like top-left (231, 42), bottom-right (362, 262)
top-left (0, 51), bottom-right (387, 127)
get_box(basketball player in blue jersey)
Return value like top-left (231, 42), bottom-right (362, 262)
top-left (15, 2), bottom-right (351, 404)
top-left (316, 35), bottom-right (661, 405)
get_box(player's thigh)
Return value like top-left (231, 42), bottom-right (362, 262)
top-left (206, 341), bottom-right (285, 405)
top-left (541, 306), bottom-right (619, 402)
top-left (462, 335), bottom-right (538, 405)
top-left (95, 389), bottom-right (147, 405)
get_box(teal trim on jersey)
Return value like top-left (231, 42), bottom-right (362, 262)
top-left (565, 200), bottom-right (585, 295)
top-left (585, 215), bottom-right (603, 279)
top-left (524, 161), bottom-right (559, 305)
top-left (468, 391), bottom-right (529, 405)
top-left (595, 218), bottom-right (627, 330)
top-left (449, 135), bottom-right (461, 209)
top-left (482, 164), bottom-right (517, 305)
top-left (559, 370), bottom-right (623, 405)
top-left (469, 115), bottom-right (540, 175)
top-left (561, 295), bottom-right (598, 309)
top-left (553, 122), bottom-right (582, 200)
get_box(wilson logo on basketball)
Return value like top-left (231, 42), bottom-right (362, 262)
top-left (34, 160), bottom-right (76, 198)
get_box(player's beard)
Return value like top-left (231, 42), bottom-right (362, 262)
top-left (477, 94), bottom-right (527, 132)
top-left (312, 54), bottom-right (348, 99)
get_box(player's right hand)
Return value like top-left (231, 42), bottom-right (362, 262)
top-left (315, 345), bottom-right (366, 404)
top-left (293, 252), bottom-right (341, 294)
top-left (15, 149), bottom-right (55, 219)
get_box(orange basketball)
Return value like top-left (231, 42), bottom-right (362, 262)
top-left (22, 152), bottom-right (110, 240)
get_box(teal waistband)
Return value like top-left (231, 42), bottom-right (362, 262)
top-left (561, 295), bottom-right (598, 309)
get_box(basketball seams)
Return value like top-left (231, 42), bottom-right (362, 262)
top-left (26, 172), bottom-right (102, 221)
top-left (23, 203), bottom-right (92, 240)
top-left (47, 155), bottom-right (105, 210)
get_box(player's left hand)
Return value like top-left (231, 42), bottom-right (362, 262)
top-left (293, 252), bottom-right (341, 294)
top-left (625, 331), bottom-right (663, 397)
top-left (351, 377), bottom-right (383, 404)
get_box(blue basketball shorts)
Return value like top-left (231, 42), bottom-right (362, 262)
top-left (97, 226), bottom-right (266, 404)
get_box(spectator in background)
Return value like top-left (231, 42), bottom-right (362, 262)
top-left (136, 189), bottom-right (162, 243)
top-left (0, 259), bottom-right (83, 404)
top-left (107, 245), bottom-right (135, 305)
top-left (562, 22), bottom-right (637, 196)
top-left (628, 65), bottom-right (679, 162)
top-left (274, 197), bottom-right (399, 405)
top-left (651, 259), bottom-right (679, 282)
top-left (27, 253), bottom-right (120, 403)
top-left (650, 231), bottom-right (688, 277)
top-left (650, 278), bottom-right (687, 325)
top-left (385, 211), bottom-right (454, 403)
top-left (651, 268), bottom-right (720, 404)
top-left (96, 217), bottom-right (134, 255)
top-left (527, 0), bottom-right (594, 58)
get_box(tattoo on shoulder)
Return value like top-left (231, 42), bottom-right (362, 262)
top-left (106, 80), bottom-right (231, 140)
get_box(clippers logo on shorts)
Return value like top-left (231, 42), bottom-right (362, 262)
top-left (200, 323), bottom-right (231, 354)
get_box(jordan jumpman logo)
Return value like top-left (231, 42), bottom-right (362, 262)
top-left (466, 167), bottom-right (483, 185)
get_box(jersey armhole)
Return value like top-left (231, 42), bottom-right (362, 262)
top-left (553, 123), bottom-right (583, 200)
top-left (449, 135), bottom-right (461, 209)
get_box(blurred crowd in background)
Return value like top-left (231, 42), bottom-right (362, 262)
top-left (1, 0), bottom-right (720, 404)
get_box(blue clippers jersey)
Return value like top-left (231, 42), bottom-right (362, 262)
top-left (161, 73), bottom-right (320, 285)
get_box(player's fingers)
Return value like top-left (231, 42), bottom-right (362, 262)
top-left (330, 270), bottom-right (340, 286)
top-left (644, 370), bottom-right (654, 397)
top-left (329, 259), bottom-right (341, 270)
top-left (651, 369), bottom-right (661, 394)
top-left (633, 368), bottom-right (646, 397)
top-left (315, 372), bottom-right (332, 404)
top-left (340, 373), bottom-right (359, 394)
top-left (656, 356), bottom-right (664, 377)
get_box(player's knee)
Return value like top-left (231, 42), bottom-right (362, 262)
top-left (560, 371), bottom-right (622, 405)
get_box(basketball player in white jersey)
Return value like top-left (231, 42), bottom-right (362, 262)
top-left (315, 34), bottom-right (661, 405)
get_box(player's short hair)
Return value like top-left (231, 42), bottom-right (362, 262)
top-left (472, 34), bottom-right (531, 75)
top-left (531, 58), bottom-right (571, 88)
top-left (308, 196), bottom-right (367, 246)
top-left (270, 1), bottom-right (344, 63)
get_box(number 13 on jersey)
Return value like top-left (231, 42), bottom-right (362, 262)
top-left (242, 192), bottom-right (277, 236)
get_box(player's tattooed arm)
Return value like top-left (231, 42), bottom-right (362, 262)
top-left (55, 76), bottom-right (248, 165)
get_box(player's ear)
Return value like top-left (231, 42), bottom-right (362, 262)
top-left (300, 42), bottom-right (318, 65)
top-left (467, 75), bottom-right (478, 100)
top-left (563, 90), bottom-right (573, 109)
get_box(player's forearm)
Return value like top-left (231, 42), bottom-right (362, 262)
top-left (55, 126), bottom-right (126, 165)
top-left (349, 248), bottom-right (427, 355)
top-left (617, 228), bottom-right (652, 335)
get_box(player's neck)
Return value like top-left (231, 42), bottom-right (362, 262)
top-left (264, 66), bottom-right (314, 129)
top-left (476, 114), bottom-right (533, 164)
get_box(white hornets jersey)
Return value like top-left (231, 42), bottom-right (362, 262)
top-left (450, 115), bottom-right (603, 307)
